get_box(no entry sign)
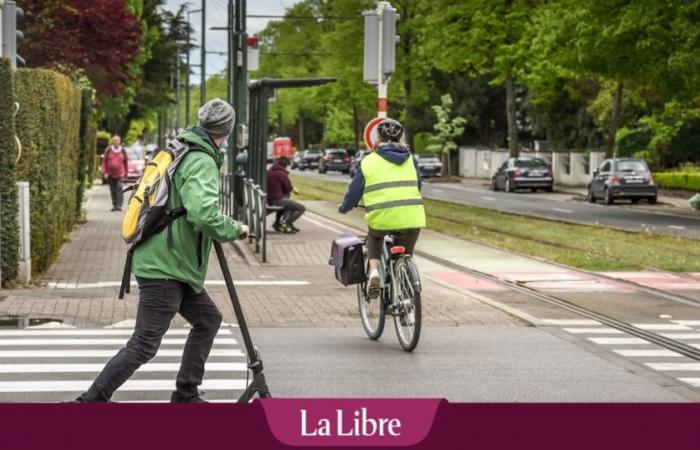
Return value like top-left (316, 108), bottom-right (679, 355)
top-left (363, 117), bottom-right (383, 150)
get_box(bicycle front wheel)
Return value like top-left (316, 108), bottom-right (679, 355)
top-left (358, 262), bottom-right (385, 340)
top-left (393, 256), bottom-right (421, 352)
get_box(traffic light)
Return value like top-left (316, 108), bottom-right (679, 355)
top-left (363, 2), bottom-right (400, 85)
top-left (1, 1), bottom-right (25, 69)
top-left (380, 4), bottom-right (399, 77)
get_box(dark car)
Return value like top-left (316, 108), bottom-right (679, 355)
top-left (290, 151), bottom-right (303, 170)
top-left (588, 158), bottom-right (657, 205)
top-left (319, 149), bottom-right (351, 174)
top-left (349, 150), bottom-right (367, 177)
top-left (491, 157), bottom-right (554, 192)
top-left (299, 149), bottom-right (323, 170)
top-left (416, 155), bottom-right (443, 178)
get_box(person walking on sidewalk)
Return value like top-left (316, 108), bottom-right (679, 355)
top-left (101, 135), bottom-right (129, 211)
top-left (267, 156), bottom-right (305, 233)
top-left (75, 99), bottom-right (249, 403)
top-left (338, 118), bottom-right (425, 298)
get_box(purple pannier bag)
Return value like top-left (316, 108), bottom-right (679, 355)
top-left (329, 234), bottom-right (367, 286)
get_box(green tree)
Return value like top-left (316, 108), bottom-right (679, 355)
top-left (421, 0), bottom-right (535, 157)
top-left (426, 94), bottom-right (466, 177)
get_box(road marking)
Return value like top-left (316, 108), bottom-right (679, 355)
top-left (552, 208), bottom-right (573, 214)
top-left (0, 379), bottom-right (247, 393)
top-left (669, 225), bottom-right (686, 230)
top-left (481, 196), bottom-right (496, 201)
top-left (632, 323), bottom-right (693, 331)
top-left (645, 363), bottom-right (700, 371)
top-left (542, 319), bottom-right (601, 326)
top-left (0, 362), bottom-right (247, 373)
top-left (589, 337), bottom-right (649, 345)
top-left (678, 378), bottom-right (700, 387)
top-left (562, 327), bottom-right (623, 334)
top-left (673, 320), bottom-right (700, 326)
top-left (301, 215), bottom-right (346, 234)
top-left (613, 349), bottom-right (683, 357)
top-left (431, 188), bottom-right (444, 193)
top-left (659, 333), bottom-right (700, 340)
top-left (0, 329), bottom-right (233, 337)
top-left (47, 280), bottom-right (309, 289)
top-left (0, 338), bottom-right (238, 346)
top-left (0, 349), bottom-right (244, 358)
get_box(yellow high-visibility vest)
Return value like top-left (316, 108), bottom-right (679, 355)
top-left (360, 152), bottom-right (426, 230)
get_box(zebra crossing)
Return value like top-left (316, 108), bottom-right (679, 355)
top-left (544, 318), bottom-right (700, 390)
top-left (0, 325), bottom-right (248, 402)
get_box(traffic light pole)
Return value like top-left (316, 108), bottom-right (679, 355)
top-left (201, 0), bottom-right (207, 105)
top-left (376, 2), bottom-right (388, 119)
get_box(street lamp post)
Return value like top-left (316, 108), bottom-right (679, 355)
top-left (201, 0), bottom-right (207, 105)
top-left (186, 8), bottom-right (202, 126)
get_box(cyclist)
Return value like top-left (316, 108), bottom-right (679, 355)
top-left (338, 118), bottom-right (426, 298)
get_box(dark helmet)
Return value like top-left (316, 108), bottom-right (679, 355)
top-left (376, 118), bottom-right (403, 143)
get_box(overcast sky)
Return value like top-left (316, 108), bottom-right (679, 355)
top-left (163, 0), bottom-right (297, 78)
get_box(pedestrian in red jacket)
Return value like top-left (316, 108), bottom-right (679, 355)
top-left (101, 135), bottom-right (129, 211)
top-left (267, 156), bottom-right (305, 233)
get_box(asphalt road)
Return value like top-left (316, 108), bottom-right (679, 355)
top-left (291, 169), bottom-right (700, 240)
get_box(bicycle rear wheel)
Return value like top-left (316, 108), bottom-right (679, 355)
top-left (393, 256), bottom-right (421, 352)
top-left (358, 261), bottom-right (385, 340)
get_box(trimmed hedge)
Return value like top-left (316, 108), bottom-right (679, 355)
top-left (655, 172), bottom-right (700, 191)
top-left (0, 59), bottom-right (19, 287)
top-left (14, 69), bottom-right (83, 273)
top-left (78, 88), bottom-right (96, 206)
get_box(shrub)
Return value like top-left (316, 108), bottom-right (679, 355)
top-left (654, 173), bottom-right (700, 192)
top-left (13, 68), bottom-right (83, 273)
top-left (77, 87), bottom-right (96, 209)
top-left (0, 59), bottom-right (19, 287)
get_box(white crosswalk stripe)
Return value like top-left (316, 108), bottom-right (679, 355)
top-left (550, 319), bottom-right (700, 391)
top-left (0, 326), bottom-right (248, 402)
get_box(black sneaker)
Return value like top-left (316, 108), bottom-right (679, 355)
top-left (272, 222), bottom-right (284, 233)
top-left (289, 225), bottom-right (300, 233)
top-left (170, 391), bottom-right (208, 403)
top-left (110, 207), bottom-right (118, 211)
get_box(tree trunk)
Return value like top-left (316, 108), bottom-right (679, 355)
top-left (505, 72), bottom-right (519, 157)
top-left (606, 81), bottom-right (623, 158)
top-left (297, 115), bottom-right (305, 152)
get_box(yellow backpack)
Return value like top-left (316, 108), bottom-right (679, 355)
top-left (118, 139), bottom-right (195, 298)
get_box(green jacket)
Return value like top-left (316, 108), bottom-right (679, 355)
top-left (132, 127), bottom-right (242, 292)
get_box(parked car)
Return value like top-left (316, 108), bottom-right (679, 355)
top-left (319, 149), bottom-right (351, 174)
top-left (299, 149), bottom-right (323, 170)
top-left (290, 151), bottom-right (303, 169)
top-left (144, 143), bottom-right (157, 162)
top-left (349, 150), bottom-right (367, 177)
top-left (588, 158), bottom-right (657, 205)
top-left (416, 155), bottom-right (443, 178)
top-left (125, 145), bottom-right (146, 183)
top-left (491, 157), bottom-right (554, 192)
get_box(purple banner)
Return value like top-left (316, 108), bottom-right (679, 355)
top-left (0, 402), bottom-right (699, 449)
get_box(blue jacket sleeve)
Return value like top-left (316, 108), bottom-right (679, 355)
top-left (339, 169), bottom-right (365, 213)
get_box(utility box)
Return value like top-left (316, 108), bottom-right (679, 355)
top-left (16, 181), bottom-right (30, 285)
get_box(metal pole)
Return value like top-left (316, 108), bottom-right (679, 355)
top-left (186, 23), bottom-right (191, 126)
top-left (201, 0), bottom-right (207, 105)
top-left (227, 0), bottom-right (234, 174)
top-left (176, 49), bottom-right (181, 130)
top-left (376, 2), bottom-right (387, 119)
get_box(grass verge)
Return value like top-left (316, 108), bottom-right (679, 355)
top-left (291, 174), bottom-right (700, 272)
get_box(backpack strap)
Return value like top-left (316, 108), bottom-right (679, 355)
top-left (166, 207), bottom-right (187, 247)
top-left (118, 245), bottom-right (136, 300)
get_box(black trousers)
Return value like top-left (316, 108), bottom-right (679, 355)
top-left (108, 177), bottom-right (124, 209)
top-left (366, 228), bottom-right (421, 261)
top-left (81, 278), bottom-right (223, 402)
top-left (270, 197), bottom-right (306, 225)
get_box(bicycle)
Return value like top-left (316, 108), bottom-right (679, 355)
top-left (357, 234), bottom-right (422, 352)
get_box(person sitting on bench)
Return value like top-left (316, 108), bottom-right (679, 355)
top-left (267, 156), bottom-right (305, 233)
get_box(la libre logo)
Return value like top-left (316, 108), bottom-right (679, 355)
top-left (300, 407), bottom-right (402, 437)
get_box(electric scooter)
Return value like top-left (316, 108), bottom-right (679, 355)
top-left (213, 240), bottom-right (271, 401)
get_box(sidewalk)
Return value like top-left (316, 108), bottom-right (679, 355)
top-left (0, 184), bottom-right (522, 328)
